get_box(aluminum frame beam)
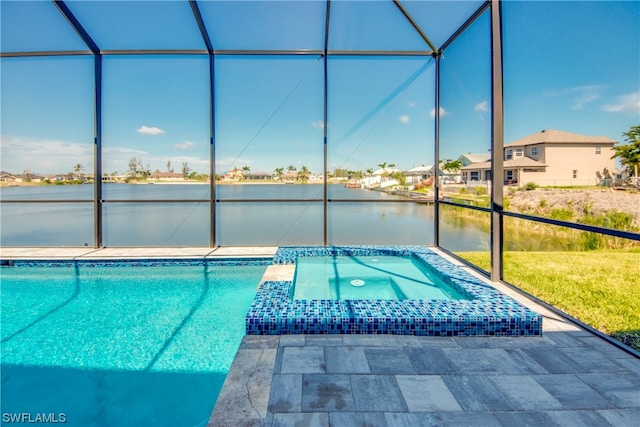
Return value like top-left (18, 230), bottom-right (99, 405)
top-left (490, 0), bottom-right (504, 281)
top-left (0, 50), bottom-right (92, 58)
top-left (189, 0), bottom-right (217, 246)
top-left (3, 50), bottom-right (435, 58)
top-left (441, 1), bottom-right (491, 52)
top-left (434, 55), bottom-right (441, 247)
top-left (323, 0), bottom-right (331, 245)
top-left (393, 0), bottom-right (439, 52)
top-left (52, 0), bottom-right (103, 248)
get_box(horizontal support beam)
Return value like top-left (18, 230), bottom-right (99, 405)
top-left (1, 50), bottom-right (92, 58)
top-left (439, 200), bottom-right (640, 241)
top-left (101, 49), bottom-right (210, 55)
top-left (502, 210), bottom-right (640, 241)
top-left (438, 200), bottom-right (491, 213)
top-left (3, 49), bottom-right (435, 58)
top-left (0, 199), bottom-right (94, 203)
top-left (2, 198), bottom-right (431, 204)
top-left (327, 50), bottom-right (434, 57)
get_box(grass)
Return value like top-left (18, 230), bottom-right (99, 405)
top-left (457, 250), bottom-right (640, 351)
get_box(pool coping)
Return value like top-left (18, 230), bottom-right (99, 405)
top-left (246, 246), bottom-right (542, 336)
top-left (1, 257), bottom-right (273, 268)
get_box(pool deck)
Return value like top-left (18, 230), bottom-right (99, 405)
top-left (2, 247), bottom-right (639, 427)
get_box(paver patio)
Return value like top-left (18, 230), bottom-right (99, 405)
top-left (211, 327), bottom-right (640, 427)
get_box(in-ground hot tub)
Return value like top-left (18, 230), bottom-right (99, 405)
top-left (293, 255), bottom-right (468, 301)
top-left (246, 246), bottom-right (542, 336)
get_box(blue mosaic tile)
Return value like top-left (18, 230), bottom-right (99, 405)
top-left (248, 245), bottom-right (542, 337)
top-left (5, 258), bottom-right (272, 268)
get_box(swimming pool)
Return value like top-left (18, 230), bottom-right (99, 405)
top-left (247, 246), bottom-right (542, 336)
top-left (293, 255), bottom-right (468, 300)
top-left (0, 259), bottom-right (268, 427)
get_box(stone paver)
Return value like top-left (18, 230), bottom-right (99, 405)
top-left (302, 374), bottom-right (354, 412)
top-left (280, 346), bottom-right (325, 374)
top-left (211, 331), bottom-right (640, 427)
top-left (324, 346), bottom-right (370, 374)
top-left (268, 375), bottom-right (301, 413)
top-left (365, 348), bottom-right (415, 374)
top-left (350, 375), bottom-right (408, 412)
top-left (532, 374), bottom-right (615, 410)
top-left (395, 375), bottom-right (461, 412)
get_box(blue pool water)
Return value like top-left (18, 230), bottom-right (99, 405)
top-left (0, 260), bottom-right (268, 427)
top-left (293, 256), bottom-right (467, 300)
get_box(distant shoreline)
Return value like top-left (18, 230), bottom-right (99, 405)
top-left (0, 180), bottom-right (329, 187)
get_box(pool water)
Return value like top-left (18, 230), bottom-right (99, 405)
top-left (0, 260), bottom-right (267, 427)
top-left (293, 255), bottom-right (467, 300)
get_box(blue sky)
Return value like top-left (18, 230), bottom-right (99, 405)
top-left (1, 0), bottom-right (639, 176)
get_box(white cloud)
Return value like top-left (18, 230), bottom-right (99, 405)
top-left (430, 107), bottom-right (448, 118)
top-left (408, 101), bottom-right (417, 107)
top-left (474, 101), bottom-right (489, 112)
top-left (215, 157), bottom-right (252, 167)
top-left (166, 155), bottom-right (209, 167)
top-left (399, 115), bottom-right (410, 124)
top-left (602, 91), bottom-right (640, 114)
top-left (0, 135), bottom-right (93, 174)
top-left (137, 125), bottom-right (165, 136)
top-left (572, 92), bottom-right (600, 109)
top-left (174, 141), bottom-right (195, 150)
top-left (544, 85), bottom-right (604, 109)
top-left (103, 146), bottom-right (148, 155)
top-left (311, 120), bottom-right (325, 129)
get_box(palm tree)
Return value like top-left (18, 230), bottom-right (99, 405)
top-left (274, 167), bottom-right (284, 181)
top-left (378, 162), bottom-right (391, 178)
top-left (242, 165), bottom-right (251, 180)
top-left (73, 164), bottom-right (84, 181)
top-left (297, 165), bottom-right (310, 184)
top-left (441, 159), bottom-right (462, 173)
top-left (182, 161), bottom-right (191, 179)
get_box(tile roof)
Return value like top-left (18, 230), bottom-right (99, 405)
top-left (406, 165), bottom-right (433, 173)
top-left (458, 153), bottom-right (491, 163)
top-left (461, 157), bottom-right (547, 170)
top-left (505, 129), bottom-right (616, 147)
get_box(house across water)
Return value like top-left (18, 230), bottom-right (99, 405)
top-left (460, 129), bottom-right (616, 186)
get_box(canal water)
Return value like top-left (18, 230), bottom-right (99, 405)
top-left (0, 184), bottom-right (488, 250)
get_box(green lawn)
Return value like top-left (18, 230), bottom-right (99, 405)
top-left (457, 250), bottom-right (640, 350)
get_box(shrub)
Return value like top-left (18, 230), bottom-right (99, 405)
top-left (579, 211), bottom-right (636, 231)
top-left (525, 182), bottom-right (538, 190)
top-left (474, 186), bottom-right (488, 195)
top-left (550, 208), bottom-right (574, 221)
top-left (611, 331), bottom-right (640, 351)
